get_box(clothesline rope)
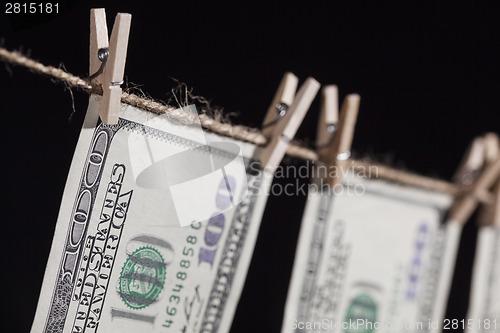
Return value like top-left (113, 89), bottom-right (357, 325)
top-left (0, 46), bottom-right (468, 197)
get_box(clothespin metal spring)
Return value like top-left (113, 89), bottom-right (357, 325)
top-left (88, 48), bottom-right (109, 80)
top-left (261, 102), bottom-right (289, 129)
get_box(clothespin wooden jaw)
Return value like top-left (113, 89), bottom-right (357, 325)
top-left (323, 94), bottom-right (360, 188)
top-left (477, 133), bottom-right (500, 226)
top-left (448, 134), bottom-right (500, 225)
top-left (483, 133), bottom-right (500, 163)
top-left (261, 72), bottom-right (299, 139)
top-left (452, 137), bottom-right (485, 186)
top-left (448, 157), bottom-right (500, 224)
top-left (490, 180), bottom-right (500, 227)
top-left (90, 9), bottom-right (108, 86)
top-left (89, 8), bottom-right (131, 125)
top-left (316, 85), bottom-right (339, 162)
top-left (260, 77), bottom-right (320, 173)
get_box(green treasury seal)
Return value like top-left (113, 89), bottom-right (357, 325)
top-left (344, 293), bottom-right (377, 333)
top-left (119, 246), bottom-right (167, 309)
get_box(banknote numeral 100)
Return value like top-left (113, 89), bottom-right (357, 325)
top-left (198, 175), bottom-right (235, 267)
top-left (199, 214), bottom-right (224, 266)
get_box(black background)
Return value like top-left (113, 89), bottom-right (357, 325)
top-left (1, 2), bottom-right (499, 332)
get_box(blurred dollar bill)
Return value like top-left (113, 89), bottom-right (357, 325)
top-left (31, 95), bottom-right (273, 333)
top-left (465, 226), bottom-right (500, 333)
top-left (282, 175), bottom-right (458, 333)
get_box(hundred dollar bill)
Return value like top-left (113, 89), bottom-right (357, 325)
top-left (282, 175), bottom-right (458, 333)
top-left (465, 226), bottom-right (500, 333)
top-left (31, 95), bottom-right (273, 333)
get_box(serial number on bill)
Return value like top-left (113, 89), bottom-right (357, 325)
top-left (5, 3), bottom-right (59, 14)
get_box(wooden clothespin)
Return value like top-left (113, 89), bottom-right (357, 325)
top-left (483, 133), bottom-right (500, 164)
top-left (489, 175), bottom-right (500, 227)
top-left (260, 77), bottom-right (320, 173)
top-left (448, 139), bottom-right (500, 224)
top-left (261, 72), bottom-right (299, 139)
top-left (90, 8), bottom-right (131, 125)
top-left (452, 137), bottom-right (485, 186)
top-left (316, 85), bottom-right (339, 162)
top-left (477, 133), bottom-right (500, 226)
top-left (319, 93), bottom-right (360, 188)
